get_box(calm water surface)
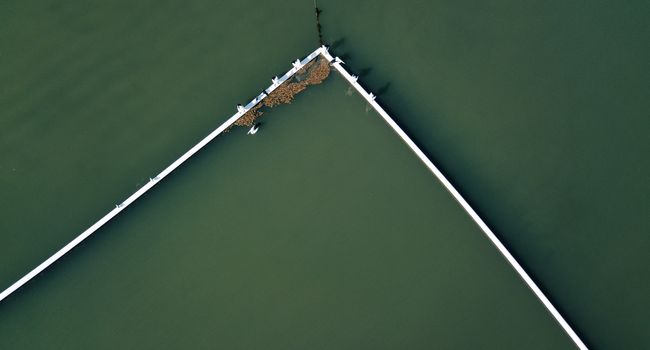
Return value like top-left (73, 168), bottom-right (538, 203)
top-left (0, 74), bottom-right (574, 348)
top-left (0, 0), bottom-right (647, 348)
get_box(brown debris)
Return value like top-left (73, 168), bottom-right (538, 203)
top-left (233, 56), bottom-right (331, 128)
top-left (264, 58), bottom-right (331, 107)
top-left (263, 82), bottom-right (307, 107)
top-left (234, 103), bottom-right (263, 127)
top-left (302, 58), bottom-right (331, 85)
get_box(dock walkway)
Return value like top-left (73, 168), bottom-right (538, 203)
top-left (319, 47), bottom-right (587, 350)
top-left (1, 45), bottom-right (587, 350)
top-left (0, 48), bottom-right (322, 303)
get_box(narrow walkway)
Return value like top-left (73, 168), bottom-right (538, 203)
top-left (318, 47), bottom-right (587, 350)
top-left (0, 48), bottom-right (322, 303)
top-left (1, 45), bottom-right (587, 350)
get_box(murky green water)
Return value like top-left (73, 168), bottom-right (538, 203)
top-left (1, 0), bottom-right (648, 348)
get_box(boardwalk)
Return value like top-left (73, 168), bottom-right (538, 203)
top-left (0, 47), bottom-right (323, 303)
top-left (319, 47), bottom-right (587, 350)
top-left (1, 46), bottom-right (586, 350)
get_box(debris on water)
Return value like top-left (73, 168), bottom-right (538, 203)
top-left (232, 57), bottom-right (331, 128)
top-left (234, 103), bottom-right (263, 127)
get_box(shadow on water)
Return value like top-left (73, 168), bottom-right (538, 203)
top-left (330, 37), bottom-right (345, 51)
top-left (376, 82), bottom-right (391, 96)
top-left (326, 37), bottom-right (353, 64)
top-left (358, 67), bottom-right (372, 77)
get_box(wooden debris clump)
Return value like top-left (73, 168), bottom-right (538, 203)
top-left (233, 57), bottom-right (331, 128)
top-left (234, 103), bottom-right (263, 127)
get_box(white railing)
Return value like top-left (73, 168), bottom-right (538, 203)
top-left (319, 46), bottom-right (587, 350)
top-left (1, 45), bottom-right (588, 350)
top-left (0, 47), bottom-right (323, 303)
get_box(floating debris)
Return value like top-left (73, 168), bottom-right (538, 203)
top-left (234, 103), bottom-right (263, 127)
top-left (233, 56), bottom-right (331, 128)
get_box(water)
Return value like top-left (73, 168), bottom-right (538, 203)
top-left (319, 1), bottom-right (650, 348)
top-left (0, 0), bottom-right (316, 288)
top-left (1, 0), bottom-right (648, 348)
top-left (0, 72), bottom-right (574, 348)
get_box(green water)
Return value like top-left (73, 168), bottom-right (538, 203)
top-left (1, 0), bottom-right (648, 348)
top-left (319, 1), bottom-right (650, 348)
top-left (0, 74), bottom-right (573, 348)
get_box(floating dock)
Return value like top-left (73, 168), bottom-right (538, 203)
top-left (318, 47), bottom-right (587, 350)
top-left (1, 45), bottom-right (586, 350)
top-left (0, 47), bottom-right (323, 303)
